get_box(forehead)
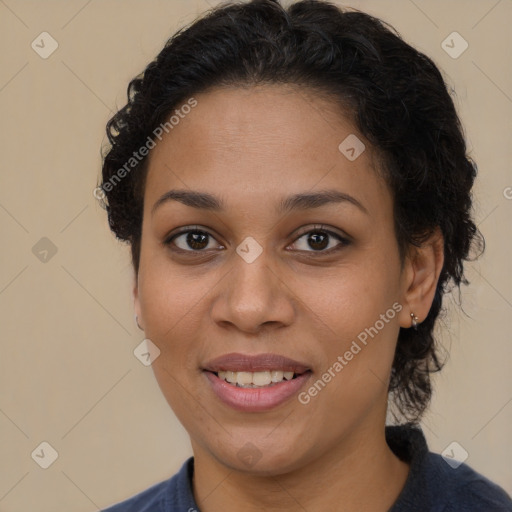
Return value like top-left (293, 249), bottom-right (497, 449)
top-left (144, 84), bottom-right (390, 219)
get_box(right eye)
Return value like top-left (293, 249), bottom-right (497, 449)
top-left (164, 226), bottom-right (225, 252)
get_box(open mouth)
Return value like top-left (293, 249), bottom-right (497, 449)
top-left (208, 370), bottom-right (311, 388)
top-left (203, 362), bottom-right (313, 411)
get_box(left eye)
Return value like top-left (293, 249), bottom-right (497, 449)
top-left (290, 226), bottom-right (348, 253)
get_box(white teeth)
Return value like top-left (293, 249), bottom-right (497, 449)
top-left (225, 371), bottom-right (237, 384)
top-left (271, 370), bottom-right (284, 382)
top-left (236, 371), bottom-right (253, 386)
top-left (253, 371), bottom-right (272, 386)
top-left (216, 370), bottom-right (298, 387)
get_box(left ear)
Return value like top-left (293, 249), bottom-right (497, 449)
top-left (398, 227), bottom-right (444, 328)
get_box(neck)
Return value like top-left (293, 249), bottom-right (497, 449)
top-left (191, 421), bottom-right (410, 512)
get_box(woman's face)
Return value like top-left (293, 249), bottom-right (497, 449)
top-left (135, 84), bottom-right (413, 474)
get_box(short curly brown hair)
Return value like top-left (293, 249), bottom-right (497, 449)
top-left (99, 0), bottom-right (484, 423)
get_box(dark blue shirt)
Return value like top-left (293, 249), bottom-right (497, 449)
top-left (102, 425), bottom-right (512, 511)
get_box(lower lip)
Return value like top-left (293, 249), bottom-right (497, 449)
top-left (203, 371), bottom-right (312, 412)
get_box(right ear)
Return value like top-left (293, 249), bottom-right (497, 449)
top-left (133, 275), bottom-right (144, 330)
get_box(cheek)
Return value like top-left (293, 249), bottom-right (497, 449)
top-left (299, 259), bottom-right (400, 334)
top-left (138, 237), bottom-right (204, 320)
top-left (137, 255), bottom-right (209, 364)
top-left (137, 266), bottom-right (208, 416)
top-left (300, 257), bottom-right (402, 382)
top-left (140, 274), bottom-right (195, 325)
top-left (298, 273), bottom-right (401, 425)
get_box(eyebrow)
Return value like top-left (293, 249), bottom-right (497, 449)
top-left (151, 188), bottom-right (368, 216)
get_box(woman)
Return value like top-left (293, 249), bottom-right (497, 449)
top-left (98, 0), bottom-right (512, 510)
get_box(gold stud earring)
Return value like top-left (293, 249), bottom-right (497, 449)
top-left (410, 313), bottom-right (419, 330)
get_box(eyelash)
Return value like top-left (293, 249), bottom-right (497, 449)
top-left (163, 224), bottom-right (350, 256)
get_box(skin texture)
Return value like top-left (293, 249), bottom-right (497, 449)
top-left (134, 84), bottom-right (444, 511)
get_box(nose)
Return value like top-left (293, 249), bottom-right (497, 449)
top-left (210, 248), bottom-right (296, 334)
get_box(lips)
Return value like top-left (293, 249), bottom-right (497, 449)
top-left (202, 352), bottom-right (311, 374)
top-left (202, 352), bottom-right (312, 412)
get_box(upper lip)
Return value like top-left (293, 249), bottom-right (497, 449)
top-left (202, 352), bottom-right (311, 373)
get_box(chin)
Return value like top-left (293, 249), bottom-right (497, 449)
top-left (209, 434), bottom-right (312, 476)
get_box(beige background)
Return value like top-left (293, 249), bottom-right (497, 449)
top-left (0, 0), bottom-right (511, 510)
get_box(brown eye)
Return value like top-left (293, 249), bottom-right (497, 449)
top-left (306, 231), bottom-right (330, 251)
top-left (290, 225), bottom-right (350, 254)
top-left (166, 228), bottom-right (222, 252)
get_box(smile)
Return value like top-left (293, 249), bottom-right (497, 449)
top-left (215, 370), bottom-right (302, 388)
top-left (203, 369), bottom-right (312, 412)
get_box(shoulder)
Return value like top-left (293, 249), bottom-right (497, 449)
top-left (101, 478), bottom-right (170, 512)
top-left (424, 452), bottom-right (512, 512)
top-left (387, 425), bottom-right (512, 512)
top-left (101, 457), bottom-right (198, 512)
